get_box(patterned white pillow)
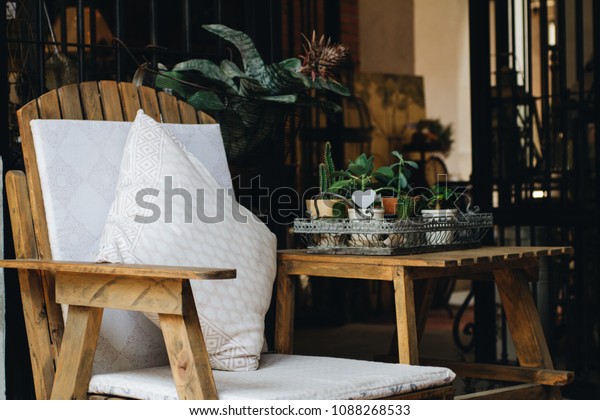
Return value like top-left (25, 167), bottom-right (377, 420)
top-left (96, 110), bottom-right (277, 371)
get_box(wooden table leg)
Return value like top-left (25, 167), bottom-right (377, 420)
top-left (159, 280), bottom-right (217, 400)
top-left (275, 262), bottom-right (295, 354)
top-left (50, 305), bottom-right (103, 400)
top-left (393, 266), bottom-right (419, 365)
top-left (415, 279), bottom-right (437, 341)
top-left (493, 265), bottom-right (561, 399)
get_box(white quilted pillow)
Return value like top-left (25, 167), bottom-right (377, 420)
top-left (96, 110), bottom-right (277, 371)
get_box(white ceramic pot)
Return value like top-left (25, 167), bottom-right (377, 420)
top-left (422, 209), bottom-right (458, 245)
top-left (347, 208), bottom-right (385, 220)
top-left (347, 208), bottom-right (385, 246)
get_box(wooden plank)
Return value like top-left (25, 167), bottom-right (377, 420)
top-left (56, 273), bottom-right (185, 314)
top-left (98, 80), bottom-right (124, 121)
top-left (138, 85), bottom-right (161, 122)
top-left (198, 110), bottom-right (217, 124)
top-left (274, 263), bottom-right (295, 354)
top-left (159, 281), bottom-right (218, 400)
top-left (16, 102), bottom-right (65, 363)
top-left (421, 359), bottom-right (573, 386)
top-left (51, 305), bottom-right (103, 400)
top-left (379, 386), bottom-right (455, 400)
top-left (278, 250), bottom-right (458, 268)
top-left (79, 81), bottom-right (104, 120)
top-left (118, 82), bottom-right (142, 121)
top-left (283, 260), bottom-right (393, 280)
top-left (57, 84), bottom-right (84, 119)
top-left (393, 267), bottom-right (419, 364)
top-left (0, 259), bottom-right (236, 280)
top-left (278, 247), bottom-right (573, 268)
top-left (410, 257), bottom-right (540, 280)
top-left (38, 89), bottom-right (62, 119)
top-left (494, 267), bottom-right (555, 369)
top-left (157, 91), bottom-right (182, 123)
top-left (178, 100), bottom-right (199, 124)
top-left (455, 383), bottom-right (548, 400)
top-left (5, 171), bottom-right (56, 399)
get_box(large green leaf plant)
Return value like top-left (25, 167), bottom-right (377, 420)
top-left (153, 24), bottom-right (350, 118)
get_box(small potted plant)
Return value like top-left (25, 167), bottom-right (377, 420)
top-left (306, 142), bottom-right (347, 219)
top-left (422, 184), bottom-right (459, 244)
top-left (373, 151), bottom-right (419, 217)
top-left (329, 153), bottom-right (385, 220)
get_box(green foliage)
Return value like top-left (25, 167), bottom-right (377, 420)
top-left (324, 142), bottom-right (336, 183)
top-left (153, 24), bottom-right (350, 119)
top-left (373, 151), bottom-right (418, 196)
top-left (427, 184), bottom-right (457, 210)
top-left (412, 119), bottom-right (454, 156)
top-left (318, 163), bottom-right (328, 194)
top-left (396, 195), bottom-right (415, 220)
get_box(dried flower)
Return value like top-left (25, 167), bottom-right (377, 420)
top-left (299, 31), bottom-right (349, 82)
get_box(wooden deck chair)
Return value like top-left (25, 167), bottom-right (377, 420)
top-left (1, 81), bottom-right (455, 400)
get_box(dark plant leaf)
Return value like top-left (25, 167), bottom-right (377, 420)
top-left (186, 90), bottom-right (225, 111)
top-left (203, 24), bottom-right (267, 79)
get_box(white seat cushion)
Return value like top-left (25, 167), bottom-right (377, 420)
top-left (89, 354), bottom-right (455, 400)
top-left (95, 110), bottom-right (277, 371)
top-left (30, 118), bottom-right (232, 375)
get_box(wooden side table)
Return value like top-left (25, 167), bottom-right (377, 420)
top-left (274, 246), bottom-right (574, 399)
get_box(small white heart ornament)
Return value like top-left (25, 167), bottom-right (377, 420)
top-left (352, 189), bottom-right (376, 209)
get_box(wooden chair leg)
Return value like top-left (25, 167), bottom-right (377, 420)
top-left (393, 267), bottom-right (419, 365)
top-left (50, 305), bottom-right (103, 400)
top-left (274, 263), bottom-right (295, 354)
top-left (159, 280), bottom-right (218, 400)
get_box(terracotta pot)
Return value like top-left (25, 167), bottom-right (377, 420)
top-left (382, 197), bottom-right (399, 216)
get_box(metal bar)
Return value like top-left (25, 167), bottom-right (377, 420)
top-left (594, 0), bottom-right (600, 254)
top-left (37, 0), bottom-right (46, 93)
top-left (469, 0), bottom-right (496, 363)
top-left (594, 0), bottom-right (600, 376)
top-left (539, 0), bottom-right (551, 196)
top-left (183, 0), bottom-right (191, 54)
top-left (77, 0), bottom-right (85, 82)
top-left (269, 0), bottom-right (282, 63)
top-left (0, 0), bottom-right (8, 158)
top-left (557, 0), bottom-right (568, 205)
top-left (115, 0), bottom-right (123, 82)
top-left (527, 0), bottom-right (534, 171)
top-left (287, 0), bottom-right (295, 58)
top-left (89, 0), bottom-right (97, 80)
top-left (495, 0), bottom-right (509, 208)
top-left (216, 0), bottom-right (223, 53)
top-left (150, 0), bottom-right (157, 67)
top-left (60, 0), bottom-right (67, 53)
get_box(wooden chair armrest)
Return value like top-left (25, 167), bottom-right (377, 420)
top-left (0, 259), bottom-right (235, 280)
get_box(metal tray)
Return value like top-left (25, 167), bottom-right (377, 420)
top-left (293, 213), bottom-right (493, 255)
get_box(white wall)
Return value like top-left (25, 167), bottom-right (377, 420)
top-left (359, 0), bottom-right (414, 75)
top-left (414, 0), bottom-right (472, 181)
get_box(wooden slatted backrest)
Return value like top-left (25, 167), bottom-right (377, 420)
top-left (9, 81), bottom-right (213, 399)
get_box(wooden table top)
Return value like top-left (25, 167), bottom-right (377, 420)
top-left (278, 246), bottom-right (573, 268)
